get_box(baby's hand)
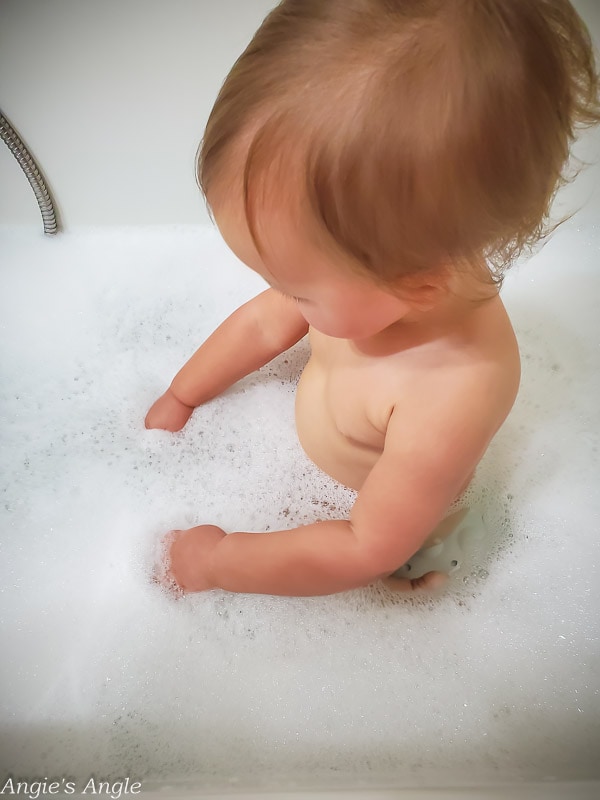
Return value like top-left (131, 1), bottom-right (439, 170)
top-left (155, 525), bottom-right (226, 594)
top-left (145, 388), bottom-right (194, 431)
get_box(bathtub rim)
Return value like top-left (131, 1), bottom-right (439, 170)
top-left (135, 782), bottom-right (600, 799)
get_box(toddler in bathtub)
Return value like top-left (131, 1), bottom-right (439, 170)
top-left (146, 0), bottom-right (600, 596)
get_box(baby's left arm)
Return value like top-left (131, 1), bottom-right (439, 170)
top-left (162, 393), bottom-right (496, 596)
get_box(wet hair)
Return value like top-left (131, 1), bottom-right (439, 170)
top-left (198, 0), bottom-right (600, 290)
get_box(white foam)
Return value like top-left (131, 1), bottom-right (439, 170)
top-left (0, 219), bottom-right (599, 791)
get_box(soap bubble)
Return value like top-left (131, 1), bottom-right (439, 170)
top-left (0, 221), bottom-right (598, 789)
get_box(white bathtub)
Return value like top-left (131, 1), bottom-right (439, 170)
top-left (1, 2), bottom-right (599, 799)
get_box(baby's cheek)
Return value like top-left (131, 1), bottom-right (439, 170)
top-left (303, 309), bottom-right (354, 339)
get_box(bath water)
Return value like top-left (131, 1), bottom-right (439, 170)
top-left (0, 216), bottom-right (598, 791)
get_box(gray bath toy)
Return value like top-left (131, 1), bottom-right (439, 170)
top-left (391, 507), bottom-right (486, 580)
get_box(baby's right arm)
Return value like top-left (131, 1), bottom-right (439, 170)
top-left (145, 289), bottom-right (309, 431)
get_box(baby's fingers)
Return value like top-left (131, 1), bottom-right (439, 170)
top-left (152, 531), bottom-right (185, 599)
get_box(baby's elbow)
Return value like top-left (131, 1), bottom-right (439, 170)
top-left (248, 289), bottom-right (309, 355)
top-left (355, 538), bottom-right (406, 583)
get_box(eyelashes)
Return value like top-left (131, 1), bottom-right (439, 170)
top-left (278, 290), bottom-right (304, 303)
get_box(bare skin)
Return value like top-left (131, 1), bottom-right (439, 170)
top-left (146, 193), bottom-right (521, 597)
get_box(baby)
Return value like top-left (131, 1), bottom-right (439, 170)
top-left (146, 0), bottom-right (600, 596)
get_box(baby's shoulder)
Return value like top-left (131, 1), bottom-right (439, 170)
top-left (378, 353), bottom-right (517, 476)
top-left (382, 303), bottom-right (520, 442)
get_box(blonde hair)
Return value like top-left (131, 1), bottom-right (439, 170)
top-left (198, 0), bottom-right (600, 289)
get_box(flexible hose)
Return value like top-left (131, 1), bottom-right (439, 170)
top-left (0, 108), bottom-right (59, 235)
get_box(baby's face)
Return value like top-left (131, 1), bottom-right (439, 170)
top-left (213, 199), bottom-right (416, 341)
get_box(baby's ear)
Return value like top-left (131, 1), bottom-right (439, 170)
top-left (398, 270), bottom-right (451, 310)
top-left (408, 283), bottom-right (446, 311)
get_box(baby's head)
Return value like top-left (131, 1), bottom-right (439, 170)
top-left (198, 0), bottom-right (600, 300)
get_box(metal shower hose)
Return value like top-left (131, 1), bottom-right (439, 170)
top-left (0, 108), bottom-right (59, 235)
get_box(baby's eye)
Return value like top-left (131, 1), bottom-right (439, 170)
top-left (279, 291), bottom-right (305, 303)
